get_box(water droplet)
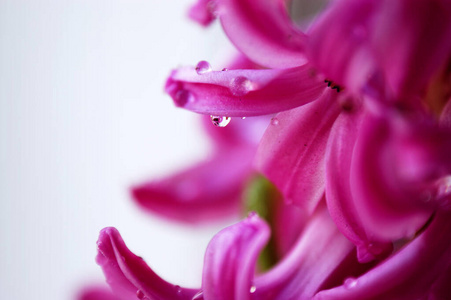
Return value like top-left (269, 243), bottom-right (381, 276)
top-left (222, 68), bottom-right (228, 71)
top-left (210, 115), bottom-right (231, 127)
top-left (230, 76), bottom-right (252, 96)
top-left (250, 286), bottom-right (256, 293)
top-left (271, 117), bottom-right (279, 125)
top-left (195, 61), bottom-right (212, 74)
top-left (174, 90), bottom-right (194, 107)
top-left (192, 290), bottom-right (204, 300)
top-left (174, 285), bottom-right (182, 294)
top-left (344, 277), bottom-right (358, 289)
top-left (241, 117), bottom-right (246, 120)
top-left (136, 290), bottom-right (145, 299)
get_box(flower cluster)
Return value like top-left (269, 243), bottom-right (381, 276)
top-left (81, 0), bottom-right (451, 299)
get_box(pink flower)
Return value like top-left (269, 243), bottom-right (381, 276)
top-left (91, 0), bottom-right (451, 299)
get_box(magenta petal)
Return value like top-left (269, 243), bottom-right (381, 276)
top-left (216, 0), bottom-right (307, 68)
top-left (202, 213), bottom-right (270, 300)
top-left (255, 89), bottom-right (340, 213)
top-left (371, 0), bottom-right (451, 100)
top-left (308, 0), bottom-right (451, 100)
top-left (313, 212), bottom-right (451, 300)
top-left (254, 208), bottom-right (354, 299)
top-left (308, 0), bottom-right (377, 95)
top-left (132, 147), bottom-right (255, 224)
top-left (96, 227), bottom-right (199, 300)
top-left (325, 111), bottom-right (392, 262)
top-left (77, 286), bottom-right (119, 300)
top-left (188, 0), bottom-right (216, 27)
top-left (166, 64), bottom-right (325, 117)
top-left (349, 113), bottom-right (435, 240)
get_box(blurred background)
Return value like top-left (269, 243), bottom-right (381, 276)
top-left (0, 0), bottom-right (235, 298)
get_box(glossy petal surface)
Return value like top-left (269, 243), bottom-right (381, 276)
top-left (166, 64), bottom-right (325, 117)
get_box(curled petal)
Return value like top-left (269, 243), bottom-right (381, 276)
top-left (314, 212), bottom-right (451, 300)
top-left (96, 227), bottom-right (198, 300)
top-left (132, 147), bottom-right (255, 224)
top-left (325, 110), bottom-right (392, 262)
top-left (254, 207), bottom-right (354, 299)
top-left (216, 0), bottom-right (307, 68)
top-left (255, 89), bottom-right (340, 213)
top-left (166, 64), bottom-right (325, 117)
top-left (188, 0), bottom-right (216, 27)
top-left (349, 113), bottom-right (451, 240)
top-left (202, 213), bottom-right (270, 300)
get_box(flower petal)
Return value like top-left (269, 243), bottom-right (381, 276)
top-left (308, 0), bottom-right (451, 101)
top-left (253, 207), bottom-right (354, 299)
top-left (325, 110), bottom-right (392, 262)
top-left (96, 227), bottom-right (199, 300)
top-left (165, 64), bottom-right (325, 117)
top-left (131, 147), bottom-right (255, 224)
top-left (202, 213), bottom-right (270, 300)
top-left (349, 112), bottom-right (447, 240)
top-left (215, 0), bottom-right (307, 68)
top-left (313, 212), bottom-right (451, 300)
top-left (255, 89), bottom-right (340, 213)
top-left (77, 285), bottom-right (119, 300)
top-left (188, 0), bottom-right (216, 27)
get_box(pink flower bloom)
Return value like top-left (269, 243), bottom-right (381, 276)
top-left (90, 0), bottom-right (451, 299)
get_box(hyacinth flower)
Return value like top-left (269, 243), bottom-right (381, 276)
top-left (91, 0), bottom-right (451, 299)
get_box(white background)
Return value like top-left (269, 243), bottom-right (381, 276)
top-left (0, 1), bottom-right (236, 299)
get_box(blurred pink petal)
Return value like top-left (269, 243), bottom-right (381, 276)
top-left (325, 109), bottom-right (392, 262)
top-left (308, 0), bottom-right (451, 102)
top-left (188, 0), bottom-right (216, 27)
top-left (165, 64), bottom-right (325, 117)
top-left (216, 0), bottom-right (307, 68)
top-left (255, 89), bottom-right (340, 213)
top-left (350, 111), bottom-right (451, 240)
top-left (314, 212), bottom-right (451, 300)
top-left (131, 147), bottom-right (255, 224)
top-left (96, 227), bottom-right (199, 300)
top-left (77, 285), bottom-right (119, 300)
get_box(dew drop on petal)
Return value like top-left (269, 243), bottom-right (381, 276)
top-left (210, 115), bottom-right (231, 127)
top-left (174, 285), bottom-right (182, 294)
top-left (136, 290), bottom-right (145, 299)
top-left (271, 117), bottom-right (279, 126)
top-left (241, 117), bottom-right (246, 120)
top-left (230, 76), bottom-right (252, 96)
top-left (174, 90), bottom-right (194, 107)
top-left (344, 277), bottom-right (358, 289)
top-left (250, 286), bottom-right (256, 293)
top-left (195, 61), bottom-right (212, 74)
top-left (222, 68), bottom-right (228, 71)
top-left (192, 290), bottom-right (204, 300)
